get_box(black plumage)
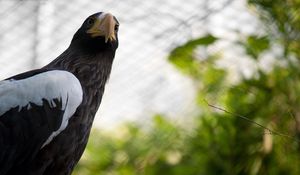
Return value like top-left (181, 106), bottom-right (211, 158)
top-left (0, 12), bottom-right (119, 175)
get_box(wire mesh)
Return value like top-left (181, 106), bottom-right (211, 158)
top-left (0, 0), bottom-right (259, 129)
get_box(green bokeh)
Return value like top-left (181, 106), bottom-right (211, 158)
top-left (73, 1), bottom-right (300, 174)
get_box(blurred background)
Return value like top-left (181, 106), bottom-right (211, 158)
top-left (1, 0), bottom-right (300, 174)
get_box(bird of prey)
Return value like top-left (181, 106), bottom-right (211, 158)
top-left (0, 12), bottom-right (119, 175)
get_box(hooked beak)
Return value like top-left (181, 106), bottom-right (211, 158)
top-left (87, 13), bottom-right (117, 43)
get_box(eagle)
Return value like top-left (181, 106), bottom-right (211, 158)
top-left (0, 12), bottom-right (119, 175)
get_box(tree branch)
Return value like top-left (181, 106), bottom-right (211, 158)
top-left (203, 99), bottom-right (300, 143)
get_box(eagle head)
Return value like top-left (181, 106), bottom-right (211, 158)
top-left (71, 12), bottom-right (119, 53)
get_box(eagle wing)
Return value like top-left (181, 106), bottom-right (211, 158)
top-left (0, 69), bottom-right (83, 174)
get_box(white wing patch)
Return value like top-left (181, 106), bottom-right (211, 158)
top-left (0, 70), bottom-right (83, 148)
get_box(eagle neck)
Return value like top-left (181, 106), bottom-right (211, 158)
top-left (45, 48), bottom-right (115, 111)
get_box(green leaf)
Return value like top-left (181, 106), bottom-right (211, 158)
top-left (168, 34), bottom-right (218, 77)
top-left (191, 34), bottom-right (218, 46)
top-left (242, 35), bottom-right (270, 59)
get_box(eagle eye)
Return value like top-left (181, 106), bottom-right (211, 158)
top-left (114, 24), bottom-right (119, 32)
top-left (86, 18), bottom-right (95, 27)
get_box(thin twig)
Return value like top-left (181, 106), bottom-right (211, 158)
top-left (203, 99), bottom-right (300, 143)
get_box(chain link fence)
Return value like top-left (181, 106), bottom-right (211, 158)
top-left (0, 0), bottom-right (259, 129)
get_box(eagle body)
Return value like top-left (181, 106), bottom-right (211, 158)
top-left (0, 12), bottom-right (119, 175)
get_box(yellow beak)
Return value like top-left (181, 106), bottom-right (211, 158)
top-left (87, 13), bottom-right (117, 43)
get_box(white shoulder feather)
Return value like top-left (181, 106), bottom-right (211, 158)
top-left (0, 70), bottom-right (83, 147)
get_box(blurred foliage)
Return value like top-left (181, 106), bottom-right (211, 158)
top-left (74, 115), bottom-right (186, 175)
top-left (74, 1), bottom-right (300, 174)
top-left (168, 34), bottom-right (218, 77)
top-left (240, 35), bottom-right (270, 59)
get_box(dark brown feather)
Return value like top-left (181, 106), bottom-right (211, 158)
top-left (11, 13), bottom-right (119, 175)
